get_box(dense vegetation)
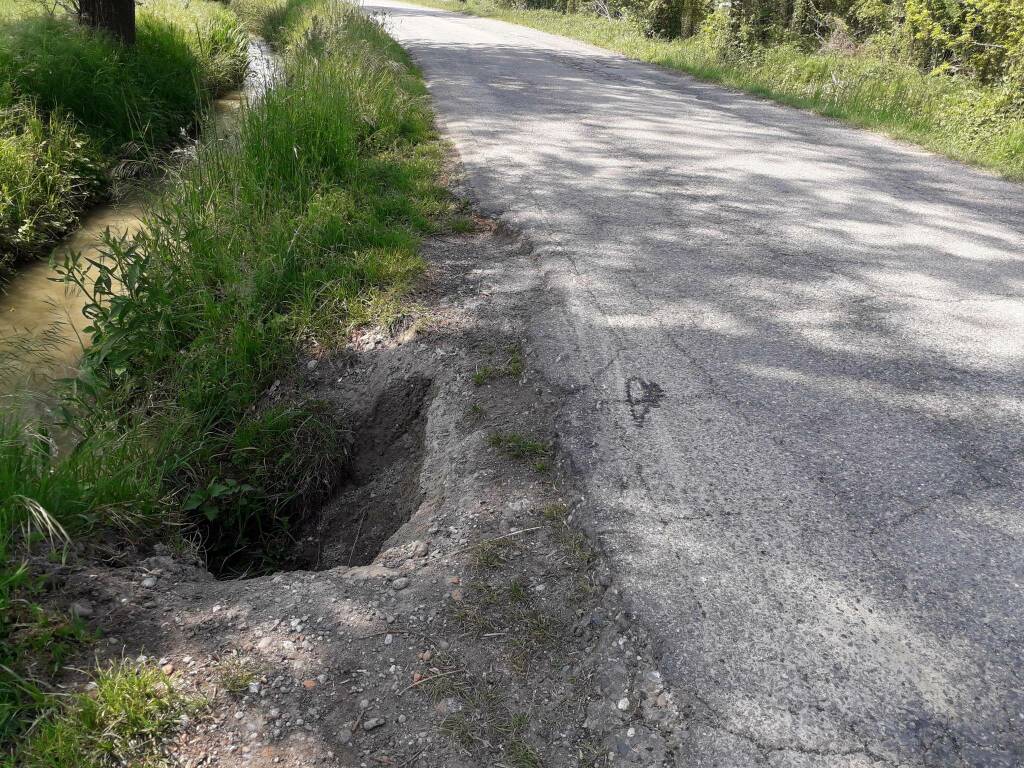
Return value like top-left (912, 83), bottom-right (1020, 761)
top-left (0, 0), bottom-right (248, 274)
top-left (2, 0), bottom-right (452, 761)
top-left (419, 0), bottom-right (1024, 177)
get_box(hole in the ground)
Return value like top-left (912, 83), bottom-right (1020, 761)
top-left (287, 375), bottom-right (433, 570)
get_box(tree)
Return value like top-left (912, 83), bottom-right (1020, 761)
top-left (78, 0), bottom-right (135, 45)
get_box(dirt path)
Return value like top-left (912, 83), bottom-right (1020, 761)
top-left (361, 4), bottom-right (1024, 766)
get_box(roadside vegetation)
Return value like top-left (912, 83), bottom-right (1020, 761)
top-left (0, 0), bottom-right (249, 274)
top-left (2, 0), bottom-right (452, 761)
top-left (413, 0), bottom-right (1024, 178)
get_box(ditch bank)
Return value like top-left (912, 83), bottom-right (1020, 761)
top-left (45, 215), bottom-right (692, 767)
top-left (0, 39), bottom-right (277, 406)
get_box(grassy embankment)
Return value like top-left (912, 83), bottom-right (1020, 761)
top-left (3, 0), bottom-right (453, 762)
top-left (410, 0), bottom-right (1024, 179)
top-left (0, 0), bottom-right (249, 275)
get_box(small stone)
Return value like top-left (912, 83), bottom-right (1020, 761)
top-left (616, 697), bottom-right (630, 711)
top-left (70, 601), bottom-right (94, 619)
top-left (397, 714), bottom-right (407, 724)
top-left (391, 577), bottom-right (410, 591)
top-left (141, 577), bottom-right (157, 588)
top-left (234, 711), bottom-right (245, 720)
top-left (302, 679), bottom-right (317, 690)
top-left (384, 634), bottom-right (393, 646)
top-left (161, 663), bottom-right (175, 675)
top-left (362, 717), bottom-right (386, 731)
top-left (450, 589), bottom-right (465, 602)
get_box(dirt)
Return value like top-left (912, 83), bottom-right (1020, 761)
top-left (37, 173), bottom-right (691, 766)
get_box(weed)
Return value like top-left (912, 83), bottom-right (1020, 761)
top-left (522, 609), bottom-right (561, 646)
top-left (470, 539), bottom-right (514, 570)
top-left (472, 346), bottom-right (525, 385)
top-left (503, 347), bottom-right (525, 378)
top-left (440, 713), bottom-right (476, 749)
top-left (466, 402), bottom-right (486, 423)
top-left (506, 738), bottom-right (544, 768)
top-left (449, 215), bottom-right (476, 233)
top-left (542, 503), bottom-right (568, 522)
top-left (472, 365), bottom-right (497, 386)
top-left (417, 670), bottom-right (468, 702)
top-left (18, 660), bottom-right (198, 768)
top-left (488, 432), bottom-right (551, 462)
top-left (216, 656), bottom-right (259, 696)
top-left (506, 577), bottom-right (530, 603)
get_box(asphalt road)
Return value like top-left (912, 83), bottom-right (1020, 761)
top-left (368, 3), bottom-right (1024, 764)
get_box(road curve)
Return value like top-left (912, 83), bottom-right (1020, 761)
top-left (368, 3), bottom-right (1024, 764)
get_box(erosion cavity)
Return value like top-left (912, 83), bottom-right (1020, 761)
top-left (289, 375), bottom-right (433, 570)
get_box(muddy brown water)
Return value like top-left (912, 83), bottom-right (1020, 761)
top-left (0, 40), bottom-right (277, 410)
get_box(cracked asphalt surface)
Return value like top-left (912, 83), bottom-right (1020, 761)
top-left (368, 3), bottom-right (1024, 764)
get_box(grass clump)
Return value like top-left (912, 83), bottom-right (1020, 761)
top-left (473, 346), bottom-right (525, 386)
top-left (409, 0), bottom-right (1024, 179)
top-left (488, 432), bottom-right (552, 471)
top-left (0, 0), bottom-right (249, 271)
top-left (17, 660), bottom-right (197, 768)
top-left (215, 656), bottom-right (259, 696)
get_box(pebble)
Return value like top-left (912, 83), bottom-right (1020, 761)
top-left (141, 577), bottom-right (157, 588)
top-left (70, 601), bottom-right (94, 619)
top-left (391, 577), bottom-right (410, 591)
top-left (616, 697), bottom-right (631, 711)
top-left (384, 634), bottom-right (393, 646)
top-left (362, 717), bottom-right (386, 731)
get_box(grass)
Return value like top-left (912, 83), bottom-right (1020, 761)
top-left (408, 0), bottom-right (1024, 180)
top-left (16, 660), bottom-right (197, 768)
top-left (0, 0), bottom-right (249, 272)
top-left (2, 0), bottom-right (453, 757)
top-left (473, 345), bottom-right (525, 385)
top-left (215, 656), bottom-right (259, 696)
top-left (45, 0), bottom-right (451, 568)
top-left (488, 431), bottom-right (552, 471)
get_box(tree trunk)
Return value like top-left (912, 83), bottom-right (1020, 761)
top-left (79, 0), bottom-right (136, 45)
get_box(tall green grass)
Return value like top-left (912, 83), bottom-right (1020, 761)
top-left (410, 0), bottom-right (1024, 179)
top-left (51, 0), bottom-right (449, 570)
top-left (0, 0), bottom-right (249, 270)
top-left (2, 1), bottom-right (451, 755)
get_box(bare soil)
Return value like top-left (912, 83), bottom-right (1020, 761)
top-left (39, 191), bottom-right (690, 766)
